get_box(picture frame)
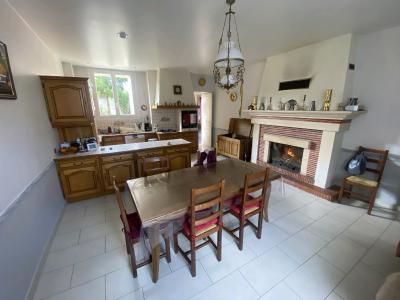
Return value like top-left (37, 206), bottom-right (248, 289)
top-left (0, 42), bottom-right (17, 100)
top-left (173, 85), bottom-right (182, 95)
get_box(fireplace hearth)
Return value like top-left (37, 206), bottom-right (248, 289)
top-left (269, 142), bottom-right (304, 173)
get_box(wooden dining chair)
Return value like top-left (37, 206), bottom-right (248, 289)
top-left (113, 177), bottom-right (171, 277)
top-left (173, 180), bottom-right (225, 277)
top-left (143, 156), bottom-right (170, 176)
top-left (224, 168), bottom-right (270, 250)
top-left (338, 146), bottom-right (389, 215)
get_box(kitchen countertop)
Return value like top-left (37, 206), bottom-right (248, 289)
top-left (54, 139), bottom-right (191, 160)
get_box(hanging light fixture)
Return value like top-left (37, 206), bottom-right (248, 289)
top-left (213, 0), bottom-right (245, 92)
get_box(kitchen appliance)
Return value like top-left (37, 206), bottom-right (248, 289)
top-left (181, 110), bottom-right (198, 130)
top-left (86, 142), bottom-right (98, 152)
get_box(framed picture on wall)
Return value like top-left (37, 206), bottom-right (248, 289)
top-left (173, 85), bottom-right (182, 95)
top-left (0, 41), bottom-right (17, 100)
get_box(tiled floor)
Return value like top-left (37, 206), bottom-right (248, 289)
top-left (32, 181), bottom-right (400, 300)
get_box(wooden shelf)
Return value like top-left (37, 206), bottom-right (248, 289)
top-left (151, 104), bottom-right (200, 110)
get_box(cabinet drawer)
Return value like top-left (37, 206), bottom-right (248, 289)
top-left (136, 149), bottom-right (163, 158)
top-left (165, 147), bottom-right (190, 154)
top-left (58, 158), bottom-right (97, 169)
top-left (101, 153), bottom-right (134, 163)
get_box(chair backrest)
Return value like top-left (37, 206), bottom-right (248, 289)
top-left (358, 146), bottom-right (389, 183)
top-left (113, 176), bottom-right (131, 234)
top-left (190, 180), bottom-right (225, 235)
top-left (143, 156), bottom-right (170, 176)
top-left (241, 168), bottom-right (270, 213)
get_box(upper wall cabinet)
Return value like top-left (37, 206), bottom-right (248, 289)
top-left (40, 76), bottom-right (94, 127)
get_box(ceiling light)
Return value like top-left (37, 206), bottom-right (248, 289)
top-left (213, 0), bottom-right (245, 92)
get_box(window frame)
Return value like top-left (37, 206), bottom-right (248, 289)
top-left (90, 69), bottom-right (136, 118)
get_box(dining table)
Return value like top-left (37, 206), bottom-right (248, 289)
top-left (127, 158), bottom-right (267, 282)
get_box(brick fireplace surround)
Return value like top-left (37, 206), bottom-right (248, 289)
top-left (244, 110), bottom-right (365, 199)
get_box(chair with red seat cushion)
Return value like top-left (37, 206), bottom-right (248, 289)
top-left (113, 177), bottom-right (171, 278)
top-left (223, 168), bottom-right (270, 250)
top-left (173, 180), bottom-right (225, 277)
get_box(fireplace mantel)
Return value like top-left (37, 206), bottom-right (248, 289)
top-left (243, 110), bottom-right (366, 121)
top-left (247, 110), bottom-right (366, 189)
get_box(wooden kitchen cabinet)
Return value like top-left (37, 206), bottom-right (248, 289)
top-left (168, 153), bottom-right (190, 170)
top-left (57, 158), bottom-right (103, 201)
top-left (41, 76), bottom-right (94, 127)
top-left (101, 154), bottom-right (135, 191)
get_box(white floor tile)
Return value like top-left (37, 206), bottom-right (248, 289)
top-left (71, 247), bottom-right (129, 287)
top-left (246, 223), bottom-right (289, 256)
top-left (273, 211), bottom-right (314, 235)
top-left (106, 261), bottom-right (171, 300)
top-left (45, 277), bottom-right (105, 300)
top-left (79, 221), bottom-right (122, 243)
top-left (325, 292), bottom-right (344, 300)
top-left (266, 207), bottom-right (285, 222)
top-left (327, 205), bottom-right (364, 225)
top-left (307, 214), bottom-right (347, 242)
top-left (335, 262), bottom-right (385, 300)
top-left (270, 197), bottom-right (305, 216)
top-left (318, 235), bottom-right (367, 273)
top-left (342, 217), bottom-right (387, 248)
top-left (380, 221), bottom-right (400, 246)
top-left (50, 230), bottom-right (81, 252)
top-left (200, 243), bottom-right (256, 283)
top-left (260, 282), bottom-right (301, 300)
top-left (240, 247), bottom-right (299, 296)
top-left (298, 201), bottom-right (333, 220)
top-left (43, 238), bottom-right (105, 273)
top-left (142, 264), bottom-right (211, 300)
top-left (33, 266), bottom-right (73, 300)
top-left (191, 271), bottom-right (258, 300)
top-left (117, 289), bottom-right (144, 300)
top-left (285, 256), bottom-right (345, 300)
top-left (278, 229), bottom-right (327, 264)
top-left (57, 213), bottom-right (106, 235)
top-left (106, 231), bottom-right (126, 252)
top-left (362, 240), bottom-right (400, 276)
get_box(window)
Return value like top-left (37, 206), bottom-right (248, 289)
top-left (94, 73), bottom-right (135, 116)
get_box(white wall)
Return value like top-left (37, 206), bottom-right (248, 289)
top-left (0, 0), bottom-right (61, 215)
top-left (213, 60), bottom-right (265, 132)
top-left (158, 67), bottom-right (194, 104)
top-left (342, 26), bottom-right (400, 155)
top-left (73, 65), bottom-right (150, 126)
top-left (258, 34), bottom-right (352, 110)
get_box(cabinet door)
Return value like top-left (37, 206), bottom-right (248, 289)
top-left (230, 140), bottom-right (239, 158)
top-left (59, 165), bottom-right (102, 200)
top-left (168, 153), bottom-right (190, 171)
top-left (217, 138), bottom-right (225, 155)
top-left (42, 77), bottom-right (93, 126)
top-left (102, 161), bottom-right (135, 191)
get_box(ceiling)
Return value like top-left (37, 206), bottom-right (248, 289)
top-left (8, 0), bottom-right (400, 73)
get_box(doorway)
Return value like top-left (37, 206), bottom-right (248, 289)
top-left (194, 92), bottom-right (212, 151)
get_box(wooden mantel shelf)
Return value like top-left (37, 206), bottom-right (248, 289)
top-left (242, 110), bottom-right (366, 121)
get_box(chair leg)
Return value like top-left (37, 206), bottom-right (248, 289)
top-left (338, 180), bottom-right (346, 203)
top-left (367, 188), bottom-right (378, 215)
top-left (190, 239), bottom-right (196, 277)
top-left (164, 236), bottom-right (171, 263)
top-left (124, 231), bottom-right (130, 254)
top-left (128, 238), bottom-right (138, 278)
top-left (238, 218), bottom-right (245, 250)
top-left (217, 228), bottom-right (222, 261)
top-left (173, 232), bottom-right (179, 254)
top-left (257, 211), bottom-right (263, 239)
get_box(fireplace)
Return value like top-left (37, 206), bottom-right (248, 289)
top-left (269, 142), bottom-right (304, 173)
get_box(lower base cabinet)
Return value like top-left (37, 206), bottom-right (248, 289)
top-left (58, 163), bottom-right (103, 201)
top-left (56, 145), bottom-right (191, 202)
top-left (102, 160), bottom-right (135, 191)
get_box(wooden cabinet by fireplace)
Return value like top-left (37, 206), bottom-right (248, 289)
top-left (57, 158), bottom-right (103, 201)
top-left (217, 118), bottom-right (252, 161)
top-left (100, 154), bottom-right (135, 191)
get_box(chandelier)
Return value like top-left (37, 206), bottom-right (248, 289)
top-left (213, 0), bottom-right (245, 92)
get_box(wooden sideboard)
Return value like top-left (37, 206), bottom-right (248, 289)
top-left (217, 118), bottom-right (252, 161)
top-left (55, 140), bottom-right (191, 202)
